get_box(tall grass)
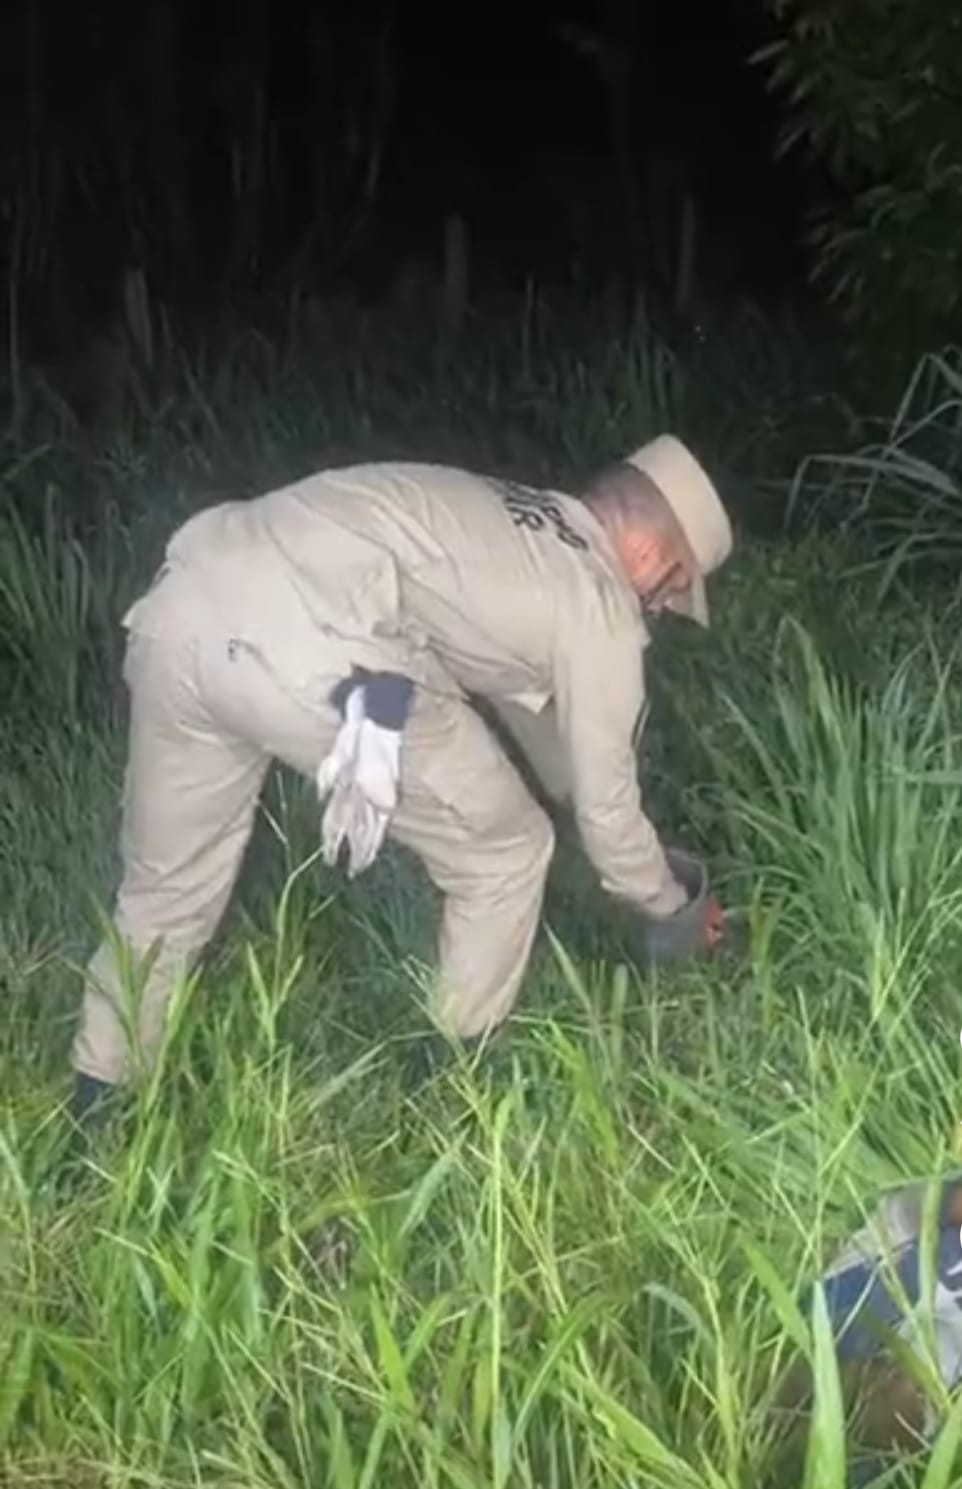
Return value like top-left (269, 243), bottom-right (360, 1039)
top-left (3, 320), bottom-right (962, 1487)
top-left (1, 287), bottom-right (856, 529)
top-left (786, 348), bottom-right (962, 579)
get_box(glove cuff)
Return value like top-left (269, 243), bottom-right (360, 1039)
top-left (641, 849), bottom-right (710, 964)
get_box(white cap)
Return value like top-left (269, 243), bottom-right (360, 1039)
top-left (624, 435), bottom-right (733, 626)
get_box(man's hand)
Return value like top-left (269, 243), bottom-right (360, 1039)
top-left (641, 850), bottom-right (724, 965)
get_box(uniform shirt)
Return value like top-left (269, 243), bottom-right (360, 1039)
top-left (159, 462), bottom-right (686, 918)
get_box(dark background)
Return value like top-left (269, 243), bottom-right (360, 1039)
top-left (0, 0), bottom-right (821, 358)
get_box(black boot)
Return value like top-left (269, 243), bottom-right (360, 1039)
top-left (70, 1073), bottom-right (117, 1127)
top-left (59, 1073), bottom-right (119, 1181)
top-left (404, 1030), bottom-right (490, 1091)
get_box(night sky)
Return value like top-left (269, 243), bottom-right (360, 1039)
top-left (1, 0), bottom-right (817, 344)
top-left (387, 1), bottom-right (810, 286)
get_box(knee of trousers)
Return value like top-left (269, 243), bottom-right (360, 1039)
top-left (434, 808), bottom-right (555, 1038)
top-left (464, 801), bottom-right (555, 904)
top-left (514, 807), bottom-right (556, 891)
top-left (456, 802), bottom-right (556, 916)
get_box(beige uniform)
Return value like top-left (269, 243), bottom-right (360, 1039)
top-left (73, 462), bottom-right (686, 1083)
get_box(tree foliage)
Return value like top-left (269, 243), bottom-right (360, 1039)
top-left (757, 0), bottom-right (962, 355)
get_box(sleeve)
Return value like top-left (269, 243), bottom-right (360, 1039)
top-left (551, 603), bottom-right (688, 919)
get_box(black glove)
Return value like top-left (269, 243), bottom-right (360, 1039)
top-left (640, 848), bottom-right (718, 966)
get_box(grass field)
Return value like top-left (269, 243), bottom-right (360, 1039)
top-left (4, 303), bottom-right (962, 1487)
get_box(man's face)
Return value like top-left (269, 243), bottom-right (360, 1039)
top-left (582, 463), bottom-right (704, 621)
top-left (616, 504), bottom-right (699, 618)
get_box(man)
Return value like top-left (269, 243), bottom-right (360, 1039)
top-left (70, 434), bottom-right (733, 1121)
top-left (777, 1172), bottom-right (962, 1476)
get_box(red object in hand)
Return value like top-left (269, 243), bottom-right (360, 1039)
top-left (705, 897), bottom-right (725, 950)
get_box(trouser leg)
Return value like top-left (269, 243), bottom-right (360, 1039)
top-left (388, 688), bottom-right (556, 1038)
top-left (72, 627), bottom-right (274, 1085)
